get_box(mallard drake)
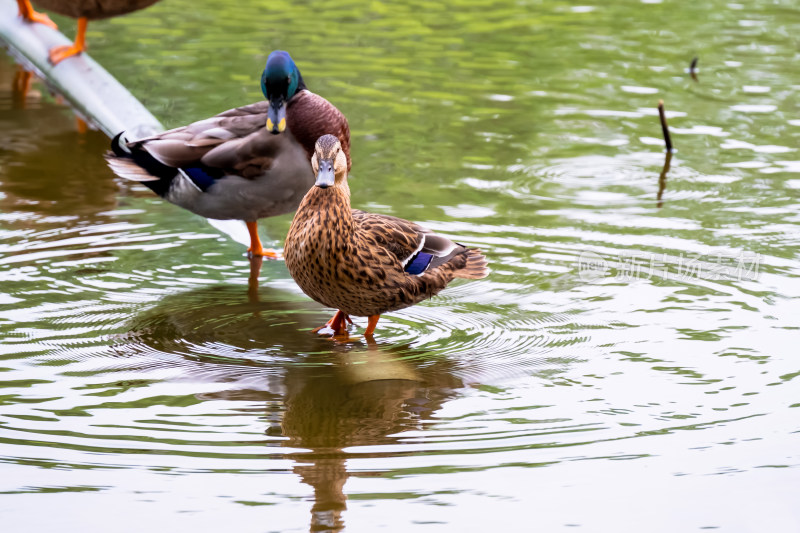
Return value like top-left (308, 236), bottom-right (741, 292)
top-left (16, 0), bottom-right (161, 64)
top-left (284, 135), bottom-right (489, 338)
top-left (106, 51), bottom-right (350, 258)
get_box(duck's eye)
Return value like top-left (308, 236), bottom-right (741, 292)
top-left (287, 76), bottom-right (292, 84)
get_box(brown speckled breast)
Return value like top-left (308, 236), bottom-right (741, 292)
top-left (33, 0), bottom-right (161, 20)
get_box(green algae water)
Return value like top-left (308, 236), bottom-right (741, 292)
top-left (1, 0), bottom-right (799, 531)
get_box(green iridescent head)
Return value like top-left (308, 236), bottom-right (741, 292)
top-left (260, 50), bottom-right (306, 134)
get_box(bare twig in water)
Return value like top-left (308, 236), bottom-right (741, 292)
top-left (657, 151), bottom-right (672, 208)
top-left (656, 100), bottom-right (673, 208)
top-left (689, 56), bottom-right (699, 82)
top-left (657, 100), bottom-right (673, 152)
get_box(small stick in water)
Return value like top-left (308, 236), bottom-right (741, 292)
top-left (657, 100), bottom-right (673, 152)
top-left (689, 56), bottom-right (699, 82)
top-left (657, 151), bottom-right (672, 208)
top-left (656, 100), bottom-right (673, 207)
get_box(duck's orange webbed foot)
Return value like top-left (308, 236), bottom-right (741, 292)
top-left (49, 43), bottom-right (84, 64)
top-left (17, 0), bottom-right (58, 29)
top-left (249, 248), bottom-right (281, 260)
top-left (313, 310), bottom-right (353, 338)
top-left (245, 220), bottom-right (282, 259)
top-left (49, 17), bottom-right (87, 65)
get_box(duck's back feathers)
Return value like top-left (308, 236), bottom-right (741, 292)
top-left (352, 211), bottom-right (425, 265)
top-left (106, 100), bottom-right (316, 221)
top-left (105, 87), bottom-right (353, 223)
top-left (108, 90), bottom-right (350, 189)
top-left (352, 211), bottom-right (488, 279)
top-left (128, 101), bottom-right (271, 169)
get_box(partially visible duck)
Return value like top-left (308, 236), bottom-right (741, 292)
top-left (284, 135), bottom-right (489, 338)
top-left (106, 51), bottom-right (350, 258)
top-left (16, 0), bottom-right (161, 64)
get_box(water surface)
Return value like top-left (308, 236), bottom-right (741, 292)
top-left (1, 0), bottom-right (799, 531)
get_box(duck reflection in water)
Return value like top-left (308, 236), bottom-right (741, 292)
top-left (0, 57), bottom-right (118, 220)
top-left (122, 284), bottom-right (464, 533)
top-left (206, 342), bottom-right (462, 533)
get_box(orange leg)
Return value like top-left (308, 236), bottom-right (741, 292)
top-left (364, 315), bottom-right (381, 337)
top-left (245, 221), bottom-right (280, 259)
top-left (17, 0), bottom-right (58, 29)
top-left (49, 17), bottom-right (88, 65)
top-left (312, 310), bottom-right (352, 336)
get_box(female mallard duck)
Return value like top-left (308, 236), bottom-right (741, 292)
top-left (284, 135), bottom-right (489, 338)
top-left (16, 0), bottom-right (161, 64)
top-left (106, 51), bottom-right (350, 258)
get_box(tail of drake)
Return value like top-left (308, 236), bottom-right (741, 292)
top-left (106, 130), bottom-right (223, 198)
top-left (452, 248), bottom-right (489, 280)
top-left (105, 131), bottom-right (176, 197)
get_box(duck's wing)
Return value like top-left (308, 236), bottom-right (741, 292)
top-left (128, 101), bottom-right (272, 170)
top-left (108, 101), bottom-right (291, 189)
top-left (352, 211), bottom-right (464, 275)
top-left (287, 90), bottom-right (351, 171)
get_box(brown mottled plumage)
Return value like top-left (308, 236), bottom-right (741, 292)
top-left (284, 135), bottom-right (489, 338)
top-left (105, 62), bottom-right (350, 258)
top-left (17, 0), bottom-right (161, 63)
top-left (28, 0), bottom-right (161, 19)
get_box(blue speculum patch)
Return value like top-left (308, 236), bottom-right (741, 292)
top-left (405, 252), bottom-right (433, 275)
top-left (183, 167), bottom-right (220, 191)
